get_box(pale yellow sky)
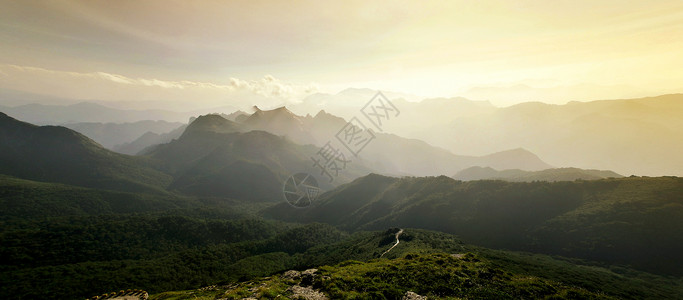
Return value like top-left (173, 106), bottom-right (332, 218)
top-left (1, 0), bottom-right (682, 108)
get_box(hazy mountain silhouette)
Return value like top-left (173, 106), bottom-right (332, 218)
top-left (231, 106), bottom-right (552, 176)
top-left (0, 88), bottom-right (79, 107)
top-left (242, 106), bottom-right (316, 145)
top-left (179, 113), bottom-right (245, 137)
top-left (113, 124), bottom-right (187, 155)
top-left (453, 166), bottom-right (622, 181)
top-left (63, 120), bottom-right (184, 149)
top-left (0, 112), bottom-right (171, 193)
top-left (8, 87), bottom-right (678, 175)
top-left (415, 94), bottom-right (683, 176)
top-left (291, 90), bottom-right (682, 176)
top-left (225, 110), bottom-right (249, 121)
top-left (0, 88), bottom-right (245, 124)
top-left (290, 88), bottom-right (490, 127)
top-left (144, 114), bottom-right (376, 197)
top-left (0, 102), bottom-right (193, 124)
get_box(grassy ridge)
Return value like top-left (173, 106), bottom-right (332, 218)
top-left (152, 252), bottom-right (614, 300)
top-left (148, 229), bottom-right (683, 299)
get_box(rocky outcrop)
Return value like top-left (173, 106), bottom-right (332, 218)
top-left (402, 291), bottom-right (427, 300)
top-left (288, 285), bottom-right (328, 300)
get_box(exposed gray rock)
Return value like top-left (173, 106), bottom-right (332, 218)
top-left (402, 291), bottom-right (427, 300)
top-left (283, 270), bottom-right (301, 280)
top-left (288, 285), bottom-right (328, 300)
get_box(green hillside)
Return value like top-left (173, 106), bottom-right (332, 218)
top-left (0, 175), bottom-right (193, 221)
top-left (265, 174), bottom-right (683, 275)
top-left (0, 112), bottom-right (172, 194)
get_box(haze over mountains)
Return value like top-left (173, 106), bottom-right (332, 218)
top-left (3, 89), bottom-right (681, 176)
top-left (0, 101), bottom-right (627, 200)
top-left (62, 121), bottom-right (184, 150)
top-left (294, 89), bottom-right (683, 176)
top-left (0, 88), bottom-right (235, 124)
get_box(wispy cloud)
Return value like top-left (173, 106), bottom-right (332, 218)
top-left (0, 64), bottom-right (319, 110)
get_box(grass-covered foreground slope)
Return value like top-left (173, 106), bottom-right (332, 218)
top-left (300, 229), bottom-right (683, 299)
top-left (151, 252), bottom-right (612, 300)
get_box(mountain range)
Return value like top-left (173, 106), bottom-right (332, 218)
top-left (161, 107), bottom-right (553, 178)
top-left (295, 89), bottom-right (683, 176)
top-left (0, 102), bottom-right (191, 124)
top-left (62, 120), bottom-right (185, 150)
top-left (144, 114), bottom-right (373, 196)
top-left (453, 166), bottom-right (623, 181)
top-left (113, 124), bottom-right (187, 155)
top-left (4, 89), bottom-right (680, 176)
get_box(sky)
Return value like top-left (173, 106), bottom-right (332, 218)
top-left (1, 0), bottom-right (682, 109)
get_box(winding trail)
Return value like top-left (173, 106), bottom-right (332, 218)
top-left (380, 229), bottom-right (404, 258)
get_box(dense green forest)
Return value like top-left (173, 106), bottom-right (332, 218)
top-left (2, 215), bottom-right (682, 299)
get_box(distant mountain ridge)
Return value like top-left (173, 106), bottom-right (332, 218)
top-left (453, 166), bottom-right (623, 182)
top-left (0, 104), bottom-right (552, 199)
top-left (196, 107), bottom-right (552, 177)
top-left (0, 102), bottom-right (192, 124)
top-left (113, 124), bottom-right (187, 155)
top-left (6, 87), bottom-right (680, 175)
top-left (292, 90), bottom-right (682, 176)
top-left (63, 120), bottom-right (184, 149)
top-left (415, 93), bottom-right (683, 176)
